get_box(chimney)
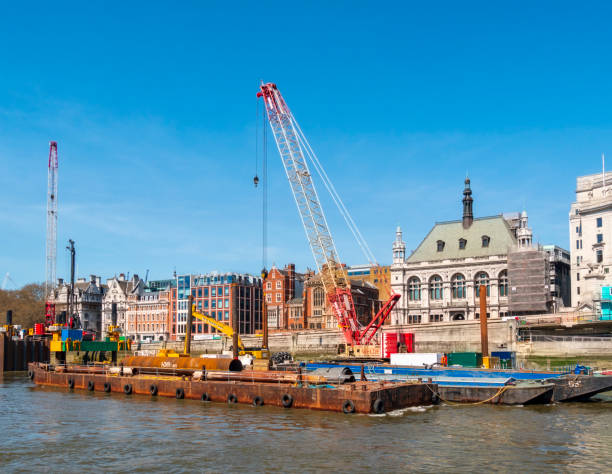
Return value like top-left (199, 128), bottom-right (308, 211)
top-left (95, 276), bottom-right (101, 286)
top-left (57, 278), bottom-right (64, 285)
top-left (119, 273), bottom-right (125, 281)
top-left (462, 178), bottom-right (474, 229)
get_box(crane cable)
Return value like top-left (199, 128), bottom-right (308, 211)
top-left (290, 115), bottom-right (377, 266)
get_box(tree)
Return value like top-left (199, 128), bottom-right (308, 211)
top-left (0, 283), bottom-right (46, 329)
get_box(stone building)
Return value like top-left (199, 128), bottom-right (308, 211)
top-left (390, 178), bottom-right (556, 325)
top-left (101, 274), bottom-right (145, 334)
top-left (51, 275), bottom-right (105, 335)
top-left (569, 170), bottom-right (612, 310)
top-left (264, 263), bottom-right (304, 331)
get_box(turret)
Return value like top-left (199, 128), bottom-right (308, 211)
top-left (392, 226), bottom-right (406, 264)
top-left (462, 178), bottom-right (474, 229)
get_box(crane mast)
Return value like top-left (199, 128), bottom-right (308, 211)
top-left (45, 141), bottom-right (58, 325)
top-left (258, 83), bottom-right (376, 345)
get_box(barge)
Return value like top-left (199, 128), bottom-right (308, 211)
top-left (27, 362), bottom-right (437, 414)
top-left (306, 362), bottom-right (612, 403)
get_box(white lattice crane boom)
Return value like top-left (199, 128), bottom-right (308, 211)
top-left (258, 83), bottom-right (399, 346)
top-left (45, 141), bottom-right (58, 325)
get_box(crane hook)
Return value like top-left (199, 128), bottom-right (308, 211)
top-left (253, 175), bottom-right (259, 187)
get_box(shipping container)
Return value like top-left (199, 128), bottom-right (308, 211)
top-left (447, 352), bottom-right (483, 368)
top-left (390, 352), bottom-right (443, 366)
top-left (61, 329), bottom-right (83, 341)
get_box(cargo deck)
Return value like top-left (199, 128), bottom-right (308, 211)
top-left (28, 362), bottom-right (436, 414)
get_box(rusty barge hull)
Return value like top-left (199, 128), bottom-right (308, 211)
top-left (28, 363), bottom-right (436, 414)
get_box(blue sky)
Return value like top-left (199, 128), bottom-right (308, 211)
top-left (1, 1), bottom-right (611, 287)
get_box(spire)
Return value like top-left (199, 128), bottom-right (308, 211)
top-left (462, 177), bottom-right (473, 229)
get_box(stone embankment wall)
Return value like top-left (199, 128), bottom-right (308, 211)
top-left (137, 319), bottom-right (612, 358)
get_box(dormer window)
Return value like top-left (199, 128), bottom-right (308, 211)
top-left (459, 238), bottom-right (467, 249)
top-left (482, 235), bottom-right (490, 247)
top-left (436, 240), bottom-right (445, 252)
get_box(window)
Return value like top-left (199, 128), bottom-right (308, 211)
top-left (204, 288), bottom-right (209, 297)
top-left (204, 300), bottom-right (209, 309)
top-left (577, 287), bottom-right (581, 295)
top-left (224, 287), bottom-right (229, 296)
top-left (597, 217), bottom-right (603, 227)
top-left (266, 282), bottom-right (272, 290)
top-left (451, 274), bottom-right (466, 299)
top-left (459, 238), bottom-right (467, 249)
top-left (481, 236), bottom-right (490, 247)
top-left (436, 240), bottom-right (445, 252)
top-left (429, 314), bottom-right (443, 322)
top-left (408, 315), bottom-right (421, 324)
top-left (475, 272), bottom-right (490, 297)
top-left (313, 288), bottom-right (325, 307)
top-left (597, 234), bottom-right (603, 243)
top-left (429, 275), bottom-right (443, 300)
top-left (577, 273), bottom-right (580, 281)
top-left (224, 299), bottom-right (229, 308)
top-left (597, 250), bottom-right (603, 263)
top-left (475, 313), bottom-right (490, 319)
top-left (266, 294), bottom-right (272, 303)
top-left (576, 225), bottom-right (580, 234)
top-left (276, 281), bottom-right (282, 289)
top-left (211, 287), bottom-right (216, 297)
top-left (498, 270), bottom-right (508, 297)
top-left (276, 293), bottom-right (282, 302)
top-left (224, 311), bottom-right (229, 320)
top-left (211, 300), bottom-right (216, 308)
top-left (408, 277), bottom-right (421, 301)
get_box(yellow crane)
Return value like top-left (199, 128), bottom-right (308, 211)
top-left (191, 306), bottom-right (269, 359)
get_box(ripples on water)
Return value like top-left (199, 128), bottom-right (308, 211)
top-left (1, 374), bottom-right (610, 473)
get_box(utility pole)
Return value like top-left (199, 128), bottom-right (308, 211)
top-left (67, 239), bottom-right (75, 327)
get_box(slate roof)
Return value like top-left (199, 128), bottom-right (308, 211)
top-left (407, 216), bottom-right (517, 263)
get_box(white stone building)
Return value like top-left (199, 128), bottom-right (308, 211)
top-left (51, 275), bottom-right (105, 335)
top-left (569, 170), bottom-right (612, 310)
top-left (101, 274), bottom-right (145, 333)
top-left (391, 179), bottom-right (539, 325)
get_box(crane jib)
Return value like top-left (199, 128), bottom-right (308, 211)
top-left (258, 82), bottom-right (401, 347)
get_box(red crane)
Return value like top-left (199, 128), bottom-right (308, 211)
top-left (258, 83), bottom-right (400, 347)
top-left (45, 141), bottom-right (58, 325)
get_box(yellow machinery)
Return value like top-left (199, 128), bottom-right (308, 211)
top-left (191, 306), bottom-right (269, 359)
top-left (107, 324), bottom-right (131, 351)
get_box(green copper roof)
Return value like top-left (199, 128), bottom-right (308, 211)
top-left (407, 216), bottom-right (516, 263)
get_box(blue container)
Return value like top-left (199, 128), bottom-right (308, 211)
top-left (491, 351), bottom-right (515, 361)
top-left (61, 329), bottom-right (83, 341)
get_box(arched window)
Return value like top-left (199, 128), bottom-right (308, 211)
top-left (475, 272), bottom-right (490, 297)
top-left (498, 270), bottom-right (508, 297)
top-left (313, 287), bottom-right (324, 307)
top-left (408, 277), bottom-right (421, 301)
top-left (451, 274), bottom-right (466, 299)
top-left (429, 275), bottom-right (443, 300)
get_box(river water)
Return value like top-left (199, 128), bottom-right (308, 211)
top-left (1, 374), bottom-right (610, 472)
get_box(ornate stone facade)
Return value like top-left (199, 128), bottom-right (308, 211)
top-left (391, 179), bottom-right (535, 325)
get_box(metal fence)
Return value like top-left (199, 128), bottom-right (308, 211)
top-left (529, 334), bottom-right (612, 343)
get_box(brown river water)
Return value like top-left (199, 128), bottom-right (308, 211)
top-left (1, 374), bottom-right (611, 472)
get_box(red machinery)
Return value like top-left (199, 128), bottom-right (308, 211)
top-left (258, 83), bottom-right (400, 347)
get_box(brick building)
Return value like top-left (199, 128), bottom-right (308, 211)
top-left (303, 273), bottom-right (380, 329)
top-left (263, 264), bottom-right (304, 331)
top-left (126, 281), bottom-right (172, 342)
top-left (170, 272), bottom-right (263, 341)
